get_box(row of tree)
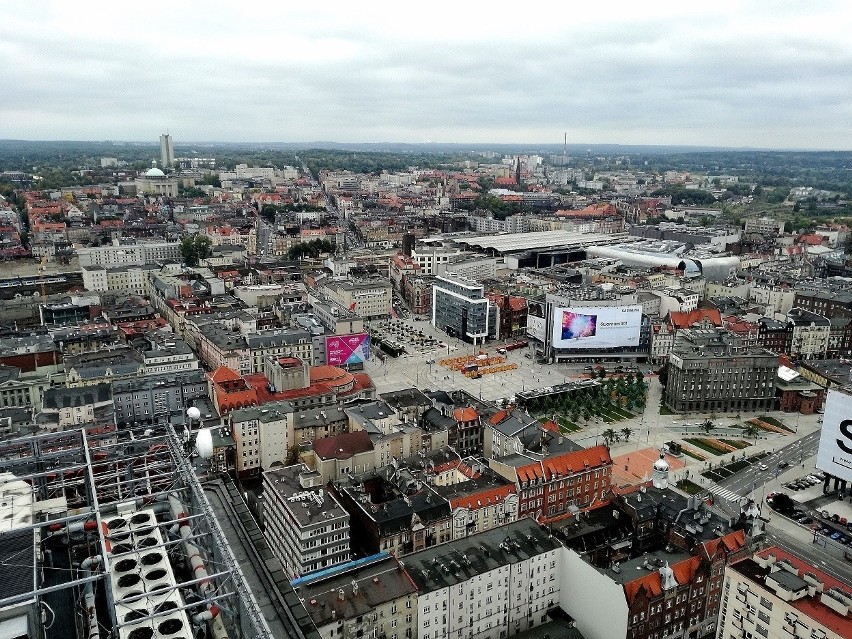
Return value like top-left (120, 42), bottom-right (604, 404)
top-left (287, 238), bottom-right (335, 260)
top-left (527, 374), bottom-right (648, 425)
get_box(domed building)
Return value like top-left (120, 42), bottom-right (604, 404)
top-left (135, 161), bottom-right (179, 197)
top-left (651, 451), bottom-right (670, 489)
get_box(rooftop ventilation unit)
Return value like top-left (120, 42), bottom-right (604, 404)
top-left (107, 509), bottom-right (192, 639)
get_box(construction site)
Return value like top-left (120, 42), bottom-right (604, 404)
top-left (0, 425), bottom-right (274, 639)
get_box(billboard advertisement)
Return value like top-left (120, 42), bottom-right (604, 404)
top-left (551, 305), bottom-right (642, 349)
top-left (526, 315), bottom-right (546, 342)
top-left (817, 388), bottom-right (852, 482)
top-left (326, 333), bottom-right (371, 366)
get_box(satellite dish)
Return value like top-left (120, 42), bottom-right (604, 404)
top-left (186, 407), bottom-right (201, 421)
top-left (195, 428), bottom-right (214, 460)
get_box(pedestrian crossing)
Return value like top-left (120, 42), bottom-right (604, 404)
top-left (706, 482), bottom-right (743, 503)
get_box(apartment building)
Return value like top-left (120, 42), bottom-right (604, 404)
top-left (320, 279), bottom-right (393, 320)
top-left (334, 470), bottom-right (453, 558)
top-left (77, 241), bottom-right (180, 267)
top-left (717, 547), bottom-right (851, 639)
top-left (0, 368), bottom-right (51, 412)
top-left (228, 400), bottom-right (291, 475)
top-left (744, 216), bottom-right (785, 237)
top-left (433, 467), bottom-right (519, 540)
top-left (82, 265), bottom-right (158, 295)
top-left (262, 464), bottom-right (350, 578)
top-left (787, 308), bottom-right (830, 360)
top-left (293, 554), bottom-right (418, 639)
top-left (111, 369), bottom-right (208, 426)
top-left (489, 444), bottom-right (613, 523)
top-left (405, 519), bottom-right (563, 639)
top-left (246, 329), bottom-right (315, 372)
top-left (794, 287), bottom-right (852, 320)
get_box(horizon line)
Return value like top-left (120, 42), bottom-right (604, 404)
top-left (1, 138), bottom-right (851, 153)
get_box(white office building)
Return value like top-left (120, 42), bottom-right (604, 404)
top-left (263, 464), bottom-right (350, 577)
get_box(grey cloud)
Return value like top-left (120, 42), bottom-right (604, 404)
top-left (1, 4), bottom-right (851, 148)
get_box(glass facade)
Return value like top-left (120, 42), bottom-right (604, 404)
top-left (432, 275), bottom-right (490, 340)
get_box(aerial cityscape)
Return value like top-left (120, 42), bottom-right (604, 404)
top-left (2, 4), bottom-right (852, 639)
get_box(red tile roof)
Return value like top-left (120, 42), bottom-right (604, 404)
top-left (449, 483), bottom-right (515, 510)
top-left (624, 571), bottom-right (663, 602)
top-left (541, 420), bottom-right (560, 435)
top-left (701, 529), bottom-right (746, 558)
top-left (209, 366), bottom-right (241, 383)
top-left (454, 407), bottom-right (479, 422)
top-left (750, 546), bottom-right (852, 637)
top-left (798, 234), bottom-right (824, 246)
top-left (668, 308), bottom-right (722, 329)
top-left (624, 555), bottom-right (702, 604)
top-left (517, 445), bottom-right (612, 483)
top-left (313, 430), bottom-right (373, 460)
top-left (489, 410), bottom-right (509, 425)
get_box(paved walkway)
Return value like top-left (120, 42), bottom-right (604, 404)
top-left (611, 447), bottom-right (685, 487)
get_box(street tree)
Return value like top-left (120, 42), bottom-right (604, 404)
top-left (180, 234), bottom-right (212, 267)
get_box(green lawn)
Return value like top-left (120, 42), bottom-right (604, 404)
top-left (676, 479), bottom-right (704, 495)
top-left (683, 448), bottom-right (705, 461)
top-left (684, 438), bottom-right (725, 456)
top-left (757, 415), bottom-right (795, 433)
top-left (557, 417), bottom-right (582, 433)
top-left (718, 438), bottom-right (752, 450)
top-left (609, 406), bottom-right (636, 419)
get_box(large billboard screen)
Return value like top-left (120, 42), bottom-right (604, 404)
top-left (551, 305), bottom-right (642, 349)
top-left (326, 333), bottom-right (370, 366)
top-left (817, 388), bottom-right (852, 482)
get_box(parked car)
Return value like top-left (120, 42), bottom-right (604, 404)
top-left (799, 517), bottom-right (813, 525)
top-left (759, 464), bottom-right (768, 471)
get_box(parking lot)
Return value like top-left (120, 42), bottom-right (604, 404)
top-left (764, 461), bottom-right (852, 551)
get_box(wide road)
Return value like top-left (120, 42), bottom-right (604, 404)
top-left (762, 527), bottom-right (851, 584)
top-left (719, 430), bottom-right (821, 497)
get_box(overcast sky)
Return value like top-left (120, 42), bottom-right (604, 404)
top-left (2, 1), bottom-right (851, 149)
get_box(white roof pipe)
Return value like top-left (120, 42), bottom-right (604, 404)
top-left (168, 495), bottom-right (230, 639)
top-left (80, 555), bottom-right (102, 639)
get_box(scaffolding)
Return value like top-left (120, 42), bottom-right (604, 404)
top-left (0, 425), bottom-right (273, 639)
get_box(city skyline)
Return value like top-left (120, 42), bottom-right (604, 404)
top-left (2, 1), bottom-right (852, 150)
